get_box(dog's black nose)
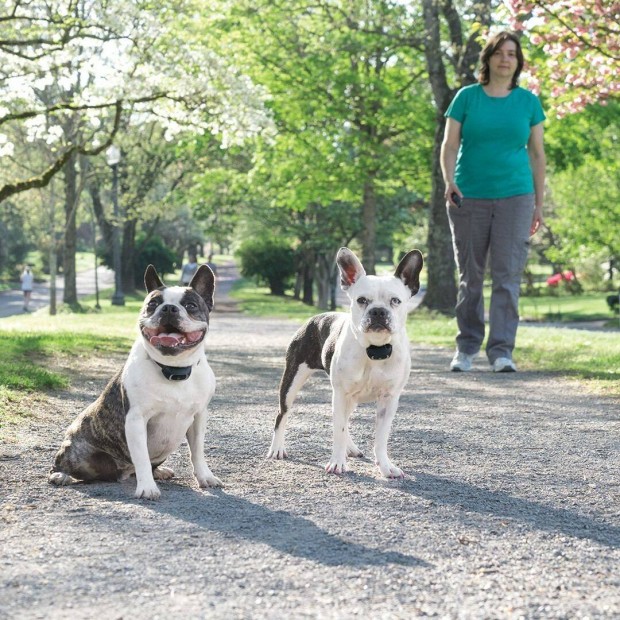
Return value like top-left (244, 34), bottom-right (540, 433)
top-left (160, 304), bottom-right (180, 316)
top-left (369, 307), bottom-right (388, 320)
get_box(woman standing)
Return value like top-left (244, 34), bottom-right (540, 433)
top-left (441, 31), bottom-right (546, 373)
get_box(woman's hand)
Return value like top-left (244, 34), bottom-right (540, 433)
top-left (445, 183), bottom-right (462, 208)
top-left (530, 204), bottom-right (544, 236)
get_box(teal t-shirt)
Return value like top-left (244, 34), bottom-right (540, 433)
top-left (445, 84), bottom-right (545, 199)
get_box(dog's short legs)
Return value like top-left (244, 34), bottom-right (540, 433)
top-left (153, 466), bottom-right (175, 480)
top-left (268, 362), bottom-right (314, 459)
top-left (326, 392), bottom-right (355, 474)
top-left (187, 410), bottom-right (222, 488)
top-left (125, 409), bottom-right (160, 499)
top-left (375, 397), bottom-right (404, 479)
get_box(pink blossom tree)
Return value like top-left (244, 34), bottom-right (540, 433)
top-left (506, 0), bottom-right (620, 116)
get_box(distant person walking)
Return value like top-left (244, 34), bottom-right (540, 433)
top-left (180, 254), bottom-right (198, 285)
top-left (20, 266), bottom-right (34, 312)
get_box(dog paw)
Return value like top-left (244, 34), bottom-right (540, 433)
top-left (135, 483), bottom-right (161, 500)
top-left (267, 445), bottom-right (288, 459)
top-left (153, 466), bottom-right (175, 480)
top-left (196, 474), bottom-right (223, 488)
top-left (346, 443), bottom-right (364, 458)
top-left (49, 472), bottom-right (74, 486)
top-left (325, 460), bottom-right (348, 475)
top-left (377, 461), bottom-right (404, 479)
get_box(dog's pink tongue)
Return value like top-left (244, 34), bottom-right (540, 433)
top-left (151, 332), bottom-right (183, 347)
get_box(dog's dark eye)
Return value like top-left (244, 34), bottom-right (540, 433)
top-left (357, 297), bottom-right (369, 306)
top-left (147, 299), bottom-right (161, 312)
top-left (391, 297), bottom-right (401, 306)
top-left (183, 302), bottom-right (197, 311)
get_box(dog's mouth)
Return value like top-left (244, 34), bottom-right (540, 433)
top-left (363, 319), bottom-right (393, 333)
top-left (367, 323), bottom-right (391, 332)
top-left (142, 325), bottom-right (206, 349)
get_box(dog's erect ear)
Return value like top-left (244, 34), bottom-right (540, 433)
top-left (336, 247), bottom-right (366, 290)
top-left (394, 250), bottom-right (424, 297)
top-left (189, 264), bottom-right (216, 311)
top-left (144, 265), bottom-right (165, 292)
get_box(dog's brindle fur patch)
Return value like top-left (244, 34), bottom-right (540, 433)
top-left (275, 312), bottom-right (346, 429)
top-left (49, 371), bottom-right (141, 481)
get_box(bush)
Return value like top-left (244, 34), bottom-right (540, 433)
top-left (236, 238), bottom-right (295, 295)
top-left (132, 235), bottom-right (177, 288)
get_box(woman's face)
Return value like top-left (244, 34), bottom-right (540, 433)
top-left (488, 39), bottom-right (518, 80)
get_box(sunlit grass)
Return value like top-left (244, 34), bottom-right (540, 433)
top-left (518, 292), bottom-right (615, 323)
top-left (229, 279), bottom-right (319, 320)
top-left (231, 279), bottom-right (620, 396)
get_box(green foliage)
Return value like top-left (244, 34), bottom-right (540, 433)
top-left (547, 152), bottom-right (619, 272)
top-left (235, 237), bottom-right (296, 295)
top-left (208, 0), bottom-right (434, 264)
top-left (545, 102), bottom-right (620, 173)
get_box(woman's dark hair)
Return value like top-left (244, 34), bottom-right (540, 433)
top-left (478, 31), bottom-right (524, 90)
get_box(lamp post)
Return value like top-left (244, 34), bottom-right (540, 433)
top-left (106, 145), bottom-right (125, 306)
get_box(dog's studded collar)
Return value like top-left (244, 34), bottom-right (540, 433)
top-left (366, 344), bottom-right (393, 360)
top-left (155, 360), bottom-right (199, 381)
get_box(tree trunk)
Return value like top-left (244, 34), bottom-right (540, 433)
top-left (361, 177), bottom-right (377, 274)
top-left (62, 151), bottom-right (78, 306)
top-left (420, 0), bottom-right (492, 313)
top-left (421, 0), bottom-right (458, 313)
top-left (89, 182), bottom-right (113, 256)
top-left (49, 241), bottom-right (58, 316)
top-left (316, 253), bottom-right (332, 311)
top-left (423, 115), bottom-right (458, 313)
top-left (122, 219), bottom-right (137, 293)
top-left (302, 264), bottom-right (314, 305)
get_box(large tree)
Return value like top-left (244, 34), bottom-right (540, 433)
top-left (1, 0), bottom-right (272, 304)
top-left (210, 0), bottom-right (434, 275)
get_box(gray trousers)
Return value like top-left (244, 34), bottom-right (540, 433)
top-left (447, 194), bottom-right (534, 363)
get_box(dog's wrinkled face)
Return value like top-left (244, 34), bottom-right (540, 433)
top-left (350, 277), bottom-right (412, 343)
top-left (139, 264), bottom-right (215, 357)
top-left (337, 248), bottom-right (424, 346)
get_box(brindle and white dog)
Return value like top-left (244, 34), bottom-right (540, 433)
top-left (49, 264), bottom-right (222, 499)
top-left (268, 247), bottom-right (423, 478)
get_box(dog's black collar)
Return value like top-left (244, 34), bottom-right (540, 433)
top-left (155, 361), bottom-right (197, 381)
top-left (366, 344), bottom-right (393, 360)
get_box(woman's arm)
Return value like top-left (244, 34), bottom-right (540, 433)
top-left (528, 122), bottom-right (546, 235)
top-left (440, 118), bottom-right (462, 206)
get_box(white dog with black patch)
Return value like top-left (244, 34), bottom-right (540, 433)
top-left (268, 247), bottom-right (424, 478)
top-left (49, 264), bottom-right (222, 500)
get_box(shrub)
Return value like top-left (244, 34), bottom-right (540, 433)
top-left (132, 235), bottom-right (177, 288)
top-left (236, 238), bottom-right (295, 295)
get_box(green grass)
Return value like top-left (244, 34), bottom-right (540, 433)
top-left (1, 275), bottom-right (618, 441)
top-left (231, 278), bottom-right (620, 396)
top-left (519, 292), bottom-right (616, 323)
top-left (230, 279), bottom-right (319, 320)
top-left (0, 299), bottom-right (136, 439)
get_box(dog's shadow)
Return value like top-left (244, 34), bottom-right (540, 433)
top-left (341, 469), bottom-right (620, 550)
top-left (69, 480), bottom-right (429, 569)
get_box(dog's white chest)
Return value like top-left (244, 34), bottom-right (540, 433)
top-left (342, 360), bottom-right (407, 402)
top-left (123, 345), bottom-right (215, 462)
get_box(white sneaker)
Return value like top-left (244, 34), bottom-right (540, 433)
top-left (450, 351), bottom-right (477, 372)
top-left (492, 357), bottom-right (517, 373)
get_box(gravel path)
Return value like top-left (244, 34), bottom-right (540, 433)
top-left (1, 265), bottom-right (619, 618)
